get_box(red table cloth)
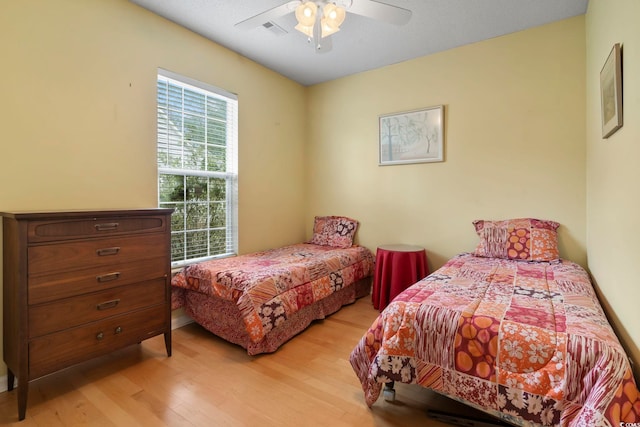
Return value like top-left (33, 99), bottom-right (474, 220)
top-left (371, 244), bottom-right (428, 310)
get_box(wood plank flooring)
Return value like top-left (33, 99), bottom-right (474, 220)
top-left (0, 297), bottom-right (493, 426)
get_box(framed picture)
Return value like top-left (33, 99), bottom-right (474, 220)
top-left (379, 105), bottom-right (444, 165)
top-left (600, 43), bottom-right (623, 139)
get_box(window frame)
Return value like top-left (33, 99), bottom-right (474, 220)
top-left (157, 69), bottom-right (238, 268)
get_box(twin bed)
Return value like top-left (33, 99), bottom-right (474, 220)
top-left (171, 215), bottom-right (639, 426)
top-left (171, 216), bottom-right (374, 355)
top-left (350, 218), bottom-right (640, 426)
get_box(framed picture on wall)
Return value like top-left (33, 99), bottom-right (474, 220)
top-left (600, 43), bottom-right (623, 139)
top-left (379, 105), bottom-right (444, 165)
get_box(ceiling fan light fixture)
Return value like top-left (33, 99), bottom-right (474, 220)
top-left (320, 23), bottom-right (339, 37)
top-left (294, 22), bottom-right (314, 38)
top-left (320, 3), bottom-right (345, 37)
top-left (323, 3), bottom-right (346, 28)
top-left (295, 1), bottom-right (317, 27)
top-left (320, 22), bottom-right (339, 37)
top-left (295, 1), bottom-right (346, 40)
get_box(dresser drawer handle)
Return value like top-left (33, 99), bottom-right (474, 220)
top-left (95, 222), bottom-right (119, 231)
top-left (96, 299), bottom-right (120, 310)
top-left (96, 332), bottom-right (104, 341)
top-left (96, 247), bottom-right (120, 256)
top-left (96, 272), bottom-right (120, 283)
top-left (114, 326), bottom-right (123, 335)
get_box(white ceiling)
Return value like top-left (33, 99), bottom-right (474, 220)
top-left (129, 0), bottom-right (589, 86)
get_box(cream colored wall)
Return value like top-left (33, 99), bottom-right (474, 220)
top-left (307, 17), bottom-right (587, 272)
top-left (585, 0), bottom-right (640, 367)
top-left (0, 0), bottom-right (307, 378)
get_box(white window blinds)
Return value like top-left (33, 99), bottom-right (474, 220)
top-left (157, 69), bottom-right (238, 265)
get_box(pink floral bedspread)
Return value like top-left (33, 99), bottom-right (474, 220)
top-left (172, 243), bottom-right (374, 344)
top-left (350, 253), bottom-right (639, 426)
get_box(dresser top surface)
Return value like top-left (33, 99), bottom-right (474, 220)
top-left (1, 208), bottom-right (174, 220)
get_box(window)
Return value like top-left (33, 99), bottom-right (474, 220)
top-left (157, 70), bottom-right (238, 266)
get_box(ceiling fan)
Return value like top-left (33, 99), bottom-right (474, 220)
top-left (235, 0), bottom-right (412, 52)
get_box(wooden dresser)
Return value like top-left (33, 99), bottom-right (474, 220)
top-left (1, 209), bottom-right (173, 421)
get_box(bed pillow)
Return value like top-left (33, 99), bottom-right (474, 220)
top-left (308, 216), bottom-right (359, 248)
top-left (472, 218), bottom-right (560, 262)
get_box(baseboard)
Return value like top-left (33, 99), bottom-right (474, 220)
top-left (171, 310), bottom-right (194, 330)
top-left (0, 375), bottom-right (6, 393)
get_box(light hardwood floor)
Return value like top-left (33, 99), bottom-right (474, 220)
top-left (0, 296), bottom-right (494, 426)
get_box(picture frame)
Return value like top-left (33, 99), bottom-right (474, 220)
top-left (600, 43), bottom-right (623, 139)
top-left (379, 105), bottom-right (444, 165)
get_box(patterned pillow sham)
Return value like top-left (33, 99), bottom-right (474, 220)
top-left (308, 216), bottom-right (359, 248)
top-left (472, 218), bottom-right (560, 262)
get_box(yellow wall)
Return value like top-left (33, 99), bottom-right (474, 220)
top-left (307, 17), bottom-right (587, 271)
top-left (585, 0), bottom-right (640, 368)
top-left (0, 0), bottom-right (307, 378)
top-left (0, 0), bottom-right (308, 252)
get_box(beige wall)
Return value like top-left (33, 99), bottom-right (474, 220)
top-left (585, 0), bottom-right (640, 368)
top-left (0, 0), bottom-right (308, 253)
top-left (306, 17), bottom-right (587, 272)
top-left (0, 0), bottom-right (307, 378)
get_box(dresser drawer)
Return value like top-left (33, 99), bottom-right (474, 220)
top-left (29, 305), bottom-right (167, 380)
top-left (28, 257), bottom-right (167, 304)
top-left (28, 233), bottom-right (167, 276)
top-left (29, 278), bottom-right (166, 338)
top-left (27, 215), bottom-right (167, 243)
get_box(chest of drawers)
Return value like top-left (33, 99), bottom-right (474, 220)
top-left (1, 209), bottom-right (173, 421)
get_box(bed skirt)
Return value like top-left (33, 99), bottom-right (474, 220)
top-left (183, 276), bottom-right (372, 355)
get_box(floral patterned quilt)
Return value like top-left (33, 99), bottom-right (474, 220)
top-left (350, 253), bottom-right (639, 426)
top-left (172, 243), bottom-right (374, 345)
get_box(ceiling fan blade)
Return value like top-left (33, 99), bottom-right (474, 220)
top-left (347, 0), bottom-right (412, 25)
top-left (235, 1), bottom-right (300, 30)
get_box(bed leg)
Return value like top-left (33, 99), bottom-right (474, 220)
top-left (382, 381), bottom-right (396, 402)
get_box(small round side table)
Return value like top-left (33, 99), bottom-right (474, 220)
top-left (371, 244), bottom-right (429, 311)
